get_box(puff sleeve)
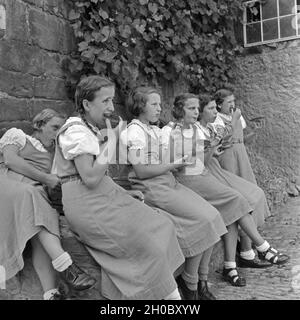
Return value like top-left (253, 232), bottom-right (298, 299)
top-left (121, 124), bottom-right (147, 150)
top-left (0, 128), bottom-right (26, 152)
top-left (58, 125), bottom-right (100, 160)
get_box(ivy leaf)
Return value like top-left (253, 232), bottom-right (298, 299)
top-left (111, 59), bottom-right (121, 75)
top-left (69, 9), bottom-right (80, 20)
top-left (148, 3), bottom-right (158, 15)
top-left (98, 50), bottom-right (118, 63)
top-left (101, 26), bottom-right (110, 42)
top-left (139, 0), bottom-right (149, 5)
top-left (93, 59), bottom-right (107, 73)
top-left (120, 25), bottom-right (131, 38)
top-left (78, 41), bottom-right (89, 52)
top-left (99, 10), bottom-right (109, 20)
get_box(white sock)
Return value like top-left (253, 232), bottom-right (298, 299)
top-left (240, 249), bottom-right (256, 260)
top-left (256, 241), bottom-right (270, 253)
top-left (43, 288), bottom-right (59, 300)
top-left (224, 261), bottom-right (236, 269)
top-left (164, 288), bottom-right (181, 300)
top-left (52, 252), bottom-right (72, 272)
top-left (224, 261), bottom-right (238, 277)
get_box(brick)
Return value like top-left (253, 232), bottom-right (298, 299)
top-left (29, 99), bottom-right (74, 119)
top-left (0, 68), bottom-right (34, 98)
top-left (5, 0), bottom-right (29, 42)
top-left (21, 0), bottom-right (44, 8)
top-left (43, 0), bottom-right (69, 19)
top-left (33, 76), bottom-right (68, 100)
top-left (0, 120), bottom-right (32, 136)
top-left (29, 8), bottom-right (73, 53)
top-left (0, 97), bottom-right (31, 122)
top-left (0, 40), bottom-right (44, 75)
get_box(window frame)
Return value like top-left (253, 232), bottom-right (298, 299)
top-left (243, 0), bottom-right (300, 47)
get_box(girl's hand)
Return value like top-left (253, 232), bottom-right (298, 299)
top-left (127, 190), bottom-right (145, 202)
top-left (45, 174), bottom-right (61, 189)
top-left (232, 108), bottom-right (242, 120)
top-left (173, 155), bottom-right (190, 169)
top-left (213, 145), bottom-right (224, 157)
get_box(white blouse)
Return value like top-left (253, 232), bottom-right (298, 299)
top-left (120, 119), bottom-right (163, 150)
top-left (162, 123), bottom-right (205, 175)
top-left (0, 128), bottom-right (48, 153)
top-left (217, 112), bottom-right (247, 129)
top-left (58, 117), bottom-right (100, 161)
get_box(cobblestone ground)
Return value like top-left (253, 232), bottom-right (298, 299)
top-left (209, 197), bottom-right (300, 300)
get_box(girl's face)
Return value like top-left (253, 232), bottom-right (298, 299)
top-left (201, 100), bottom-right (218, 124)
top-left (40, 116), bottom-right (65, 148)
top-left (219, 94), bottom-right (235, 115)
top-left (141, 93), bottom-right (162, 123)
top-left (84, 86), bottom-right (115, 128)
top-left (182, 98), bottom-right (200, 125)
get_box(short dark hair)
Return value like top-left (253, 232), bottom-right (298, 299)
top-left (127, 86), bottom-right (161, 117)
top-left (172, 93), bottom-right (198, 120)
top-left (214, 89), bottom-right (233, 107)
top-left (198, 94), bottom-right (214, 113)
top-left (75, 75), bottom-right (115, 114)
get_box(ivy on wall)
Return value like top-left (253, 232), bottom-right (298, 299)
top-left (65, 0), bottom-right (244, 98)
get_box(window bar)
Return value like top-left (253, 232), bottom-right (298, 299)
top-left (277, 0), bottom-right (281, 38)
top-left (243, 3), bottom-right (247, 46)
top-left (260, 1), bottom-right (263, 41)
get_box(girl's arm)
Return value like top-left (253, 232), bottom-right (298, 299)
top-left (129, 150), bottom-right (188, 180)
top-left (2, 145), bottom-right (59, 188)
top-left (73, 153), bottom-right (109, 189)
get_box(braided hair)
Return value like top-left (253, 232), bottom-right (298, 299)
top-left (75, 75), bottom-right (115, 136)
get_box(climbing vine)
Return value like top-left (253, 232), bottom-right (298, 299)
top-left (65, 0), bottom-right (244, 98)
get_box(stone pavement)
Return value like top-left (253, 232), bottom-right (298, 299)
top-left (208, 197), bottom-right (300, 300)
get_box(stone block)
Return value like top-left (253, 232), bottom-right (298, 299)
top-left (0, 68), bottom-right (34, 98)
top-left (0, 40), bottom-right (44, 76)
top-left (43, 0), bottom-right (69, 19)
top-left (33, 76), bottom-right (68, 100)
top-left (0, 97), bottom-right (31, 121)
top-left (22, 0), bottom-right (44, 9)
top-left (29, 8), bottom-right (73, 53)
top-left (5, 0), bottom-right (29, 42)
top-left (29, 99), bottom-right (74, 119)
top-left (0, 121), bottom-right (32, 136)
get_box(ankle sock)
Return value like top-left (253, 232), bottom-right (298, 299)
top-left (182, 270), bottom-right (198, 291)
top-left (52, 252), bottom-right (72, 272)
top-left (224, 261), bottom-right (238, 277)
top-left (240, 249), bottom-right (255, 260)
top-left (164, 288), bottom-right (181, 300)
top-left (255, 241), bottom-right (270, 253)
top-left (43, 288), bottom-right (59, 300)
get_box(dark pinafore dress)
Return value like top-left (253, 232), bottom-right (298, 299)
top-left (0, 131), bottom-right (60, 280)
top-left (54, 117), bottom-right (185, 300)
top-left (126, 120), bottom-right (227, 258)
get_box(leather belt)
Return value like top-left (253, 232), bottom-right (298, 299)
top-left (60, 174), bottom-right (81, 184)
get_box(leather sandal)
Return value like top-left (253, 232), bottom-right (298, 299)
top-left (198, 280), bottom-right (216, 300)
top-left (222, 267), bottom-right (246, 287)
top-left (257, 247), bottom-right (290, 265)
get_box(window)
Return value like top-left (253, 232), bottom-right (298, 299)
top-left (243, 0), bottom-right (300, 46)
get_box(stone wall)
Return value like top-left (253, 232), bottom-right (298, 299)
top-left (233, 41), bottom-right (300, 180)
top-left (0, 0), bottom-right (75, 135)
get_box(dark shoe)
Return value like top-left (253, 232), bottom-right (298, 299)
top-left (49, 292), bottom-right (66, 300)
top-left (237, 256), bottom-right (273, 268)
top-left (176, 275), bottom-right (198, 300)
top-left (222, 267), bottom-right (246, 287)
top-left (198, 280), bottom-right (216, 300)
top-left (60, 263), bottom-right (96, 291)
top-left (257, 247), bottom-right (290, 265)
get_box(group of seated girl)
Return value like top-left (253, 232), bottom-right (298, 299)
top-left (0, 75), bottom-right (289, 300)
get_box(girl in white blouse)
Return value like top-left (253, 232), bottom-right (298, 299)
top-left (121, 86), bottom-right (228, 300)
top-left (53, 75), bottom-right (185, 300)
top-left (0, 109), bottom-right (95, 300)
